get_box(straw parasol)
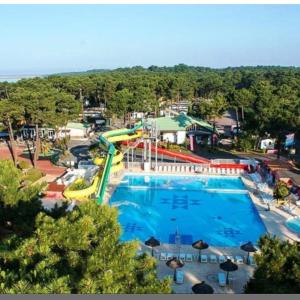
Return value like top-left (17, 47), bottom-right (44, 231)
top-left (192, 240), bottom-right (209, 262)
top-left (192, 281), bottom-right (214, 294)
top-left (145, 236), bottom-right (160, 257)
top-left (166, 257), bottom-right (184, 280)
top-left (240, 241), bottom-right (257, 264)
top-left (220, 259), bottom-right (238, 285)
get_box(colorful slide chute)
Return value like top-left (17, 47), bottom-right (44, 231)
top-left (63, 123), bottom-right (143, 203)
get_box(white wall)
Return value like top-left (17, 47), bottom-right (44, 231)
top-left (161, 131), bottom-right (187, 144)
top-left (162, 132), bottom-right (176, 144)
top-left (176, 131), bottom-right (186, 144)
top-left (58, 128), bottom-right (87, 138)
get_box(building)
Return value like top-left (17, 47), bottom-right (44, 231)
top-left (57, 122), bottom-right (92, 139)
top-left (20, 122), bottom-right (92, 140)
top-left (149, 114), bottom-right (214, 145)
top-left (213, 109), bottom-right (238, 137)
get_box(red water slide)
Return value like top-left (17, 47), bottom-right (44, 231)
top-left (122, 141), bottom-right (210, 164)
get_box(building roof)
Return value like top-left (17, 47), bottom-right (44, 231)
top-left (214, 109), bottom-right (237, 127)
top-left (149, 114), bottom-right (214, 132)
top-left (66, 122), bottom-right (90, 130)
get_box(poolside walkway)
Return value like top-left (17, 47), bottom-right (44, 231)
top-left (242, 174), bottom-right (300, 242)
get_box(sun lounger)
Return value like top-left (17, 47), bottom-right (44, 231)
top-left (218, 272), bottom-right (226, 287)
top-left (281, 204), bottom-right (297, 215)
top-left (201, 254), bottom-right (208, 263)
top-left (160, 252), bottom-right (167, 261)
top-left (235, 256), bottom-right (244, 264)
top-left (186, 253), bottom-right (193, 262)
top-left (210, 254), bottom-right (217, 263)
top-left (249, 256), bottom-right (256, 266)
top-left (179, 253), bottom-right (186, 261)
top-left (175, 269), bottom-right (184, 284)
top-left (219, 255), bottom-right (226, 263)
top-left (167, 253), bottom-right (174, 260)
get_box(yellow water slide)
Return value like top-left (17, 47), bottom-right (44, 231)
top-left (63, 126), bottom-right (143, 201)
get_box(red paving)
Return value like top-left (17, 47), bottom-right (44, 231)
top-left (0, 145), bottom-right (66, 177)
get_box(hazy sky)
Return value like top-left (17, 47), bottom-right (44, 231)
top-left (1, 4), bottom-right (300, 74)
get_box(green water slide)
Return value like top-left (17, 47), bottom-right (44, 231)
top-left (96, 122), bottom-right (143, 204)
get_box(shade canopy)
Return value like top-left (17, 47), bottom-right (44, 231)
top-left (220, 259), bottom-right (238, 272)
top-left (145, 236), bottom-right (160, 248)
top-left (192, 282), bottom-right (214, 294)
top-left (192, 240), bottom-right (209, 250)
top-left (166, 257), bottom-right (184, 269)
top-left (240, 241), bottom-right (257, 253)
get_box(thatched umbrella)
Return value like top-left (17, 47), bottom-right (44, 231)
top-left (192, 281), bottom-right (214, 294)
top-left (145, 236), bottom-right (160, 257)
top-left (192, 240), bottom-right (209, 262)
top-left (220, 259), bottom-right (238, 285)
top-left (240, 241), bottom-right (257, 264)
top-left (166, 257), bottom-right (184, 280)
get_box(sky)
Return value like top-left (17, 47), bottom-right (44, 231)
top-left (1, 4), bottom-right (300, 75)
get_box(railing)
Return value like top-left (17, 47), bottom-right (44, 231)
top-left (123, 161), bottom-right (245, 175)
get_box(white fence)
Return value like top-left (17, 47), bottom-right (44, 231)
top-left (124, 161), bottom-right (245, 176)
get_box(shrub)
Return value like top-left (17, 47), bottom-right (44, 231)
top-left (68, 179), bottom-right (90, 191)
top-left (23, 168), bottom-right (44, 183)
top-left (236, 134), bottom-right (256, 152)
top-left (18, 160), bottom-right (31, 170)
top-left (273, 181), bottom-right (289, 200)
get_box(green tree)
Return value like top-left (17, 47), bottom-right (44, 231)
top-left (0, 100), bottom-right (24, 166)
top-left (107, 89), bottom-right (133, 124)
top-left (244, 235), bottom-right (300, 293)
top-left (0, 160), bottom-right (43, 237)
top-left (0, 200), bottom-right (171, 294)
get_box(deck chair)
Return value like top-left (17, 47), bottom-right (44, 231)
top-left (235, 256), bottom-right (244, 264)
top-left (218, 272), bottom-right (226, 287)
top-left (179, 253), bottom-right (186, 261)
top-left (167, 253), bottom-right (174, 260)
top-left (160, 252), bottom-right (167, 261)
top-left (210, 254), bottom-right (217, 263)
top-left (249, 256), bottom-right (256, 266)
top-left (175, 269), bottom-right (184, 284)
top-left (227, 255), bottom-right (234, 262)
top-left (219, 255), bottom-right (226, 263)
top-left (201, 255), bottom-right (208, 263)
top-left (186, 253), bottom-right (193, 262)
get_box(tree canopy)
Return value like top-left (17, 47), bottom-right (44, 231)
top-left (244, 235), bottom-right (300, 294)
top-left (0, 161), bottom-right (171, 294)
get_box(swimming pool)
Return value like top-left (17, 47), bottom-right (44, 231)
top-left (286, 217), bottom-right (300, 235)
top-left (110, 174), bottom-right (266, 247)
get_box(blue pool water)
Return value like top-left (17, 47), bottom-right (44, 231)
top-left (110, 174), bottom-right (266, 246)
top-left (286, 217), bottom-right (300, 234)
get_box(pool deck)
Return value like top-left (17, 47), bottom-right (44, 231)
top-left (104, 166), bottom-right (300, 294)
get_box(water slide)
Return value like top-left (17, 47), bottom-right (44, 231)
top-left (63, 123), bottom-right (143, 203)
top-left (122, 141), bottom-right (210, 164)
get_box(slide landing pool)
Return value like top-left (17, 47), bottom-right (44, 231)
top-left (110, 174), bottom-right (266, 247)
